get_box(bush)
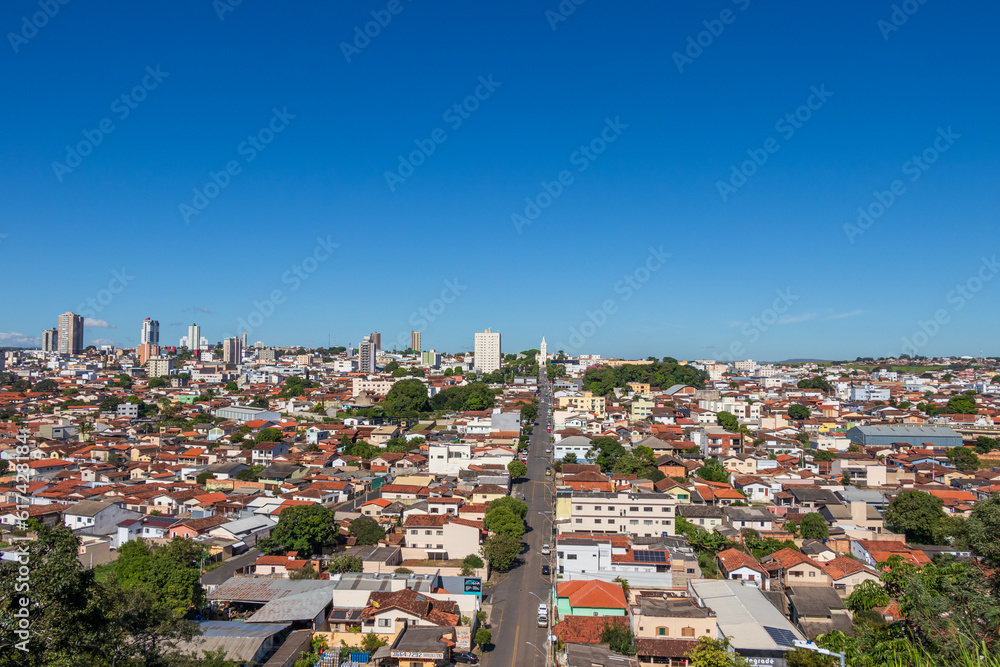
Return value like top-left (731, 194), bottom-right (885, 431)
top-left (474, 629), bottom-right (492, 650)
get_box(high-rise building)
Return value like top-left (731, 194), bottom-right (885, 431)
top-left (422, 349), bottom-right (441, 368)
top-left (58, 312), bottom-right (84, 356)
top-left (371, 332), bottom-right (381, 350)
top-left (359, 334), bottom-right (376, 374)
top-left (539, 336), bottom-right (547, 366)
top-left (147, 356), bottom-right (174, 378)
top-left (241, 332), bottom-right (248, 349)
top-left (140, 318), bottom-right (160, 345)
top-left (42, 327), bottom-right (58, 352)
top-left (137, 343), bottom-right (159, 366)
top-left (410, 331), bottom-right (421, 353)
top-left (223, 336), bottom-right (243, 364)
top-left (474, 328), bottom-right (501, 373)
top-left (185, 324), bottom-right (201, 351)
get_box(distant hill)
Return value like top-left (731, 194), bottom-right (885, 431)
top-left (771, 358), bottom-right (830, 364)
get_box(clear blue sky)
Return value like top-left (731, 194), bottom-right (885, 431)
top-left (2, 1), bottom-right (998, 361)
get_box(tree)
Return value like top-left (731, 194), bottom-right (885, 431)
top-left (32, 378), bottom-right (58, 393)
top-left (785, 649), bottom-right (836, 667)
top-left (147, 377), bottom-right (168, 389)
top-left (289, 563), bottom-right (319, 580)
top-left (327, 555), bottom-right (363, 573)
top-left (613, 576), bottom-right (630, 598)
top-left (507, 460), bottom-right (527, 480)
top-left (394, 567), bottom-right (414, 574)
top-left (883, 490), bottom-right (947, 544)
top-left (685, 636), bottom-right (748, 667)
top-left (235, 464), bottom-right (264, 481)
top-left (945, 393), bottom-right (978, 414)
top-left (249, 396), bottom-right (269, 409)
top-left (255, 427), bottom-right (284, 443)
top-left (349, 516), bottom-right (386, 546)
top-left (586, 437), bottom-right (627, 472)
top-left (461, 554), bottom-right (484, 576)
top-left (812, 449), bottom-right (837, 462)
top-left (481, 533), bottom-right (520, 572)
top-left (716, 411), bottom-right (740, 432)
top-left (257, 504), bottom-right (335, 557)
top-left (964, 493), bottom-right (1000, 566)
top-left (946, 446), bottom-right (980, 471)
top-left (788, 404), bottom-right (811, 420)
top-left (487, 496), bottom-right (528, 520)
top-left (797, 377), bottom-right (833, 393)
top-left (483, 507), bottom-right (524, 540)
top-left (383, 361), bottom-right (400, 373)
top-left (474, 629), bottom-right (492, 650)
top-left (599, 622), bottom-right (635, 655)
top-left (799, 513), bottom-right (829, 539)
top-left (696, 459), bottom-right (729, 483)
top-left (845, 579), bottom-right (890, 612)
top-left (562, 452), bottom-right (578, 464)
top-left (224, 381), bottom-right (238, 392)
top-left (361, 632), bottom-right (388, 653)
top-left (382, 378), bottom-right (431, 415)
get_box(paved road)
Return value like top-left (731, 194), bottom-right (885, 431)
top-left (486, 368), bottom-right (555, 667)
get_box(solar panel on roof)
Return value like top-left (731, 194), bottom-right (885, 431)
top-left (633, 551), bottom-right (667, 563)
top-left (764, 626), bottom-right (798, 647)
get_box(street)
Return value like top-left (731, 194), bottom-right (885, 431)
top-left (485, 365), bottom-right (554, 667)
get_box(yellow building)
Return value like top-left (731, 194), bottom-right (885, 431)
top-left (557, 391), bottom-right (606, 418)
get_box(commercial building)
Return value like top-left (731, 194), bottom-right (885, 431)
top-left (58, 312), bottom-right (84, 355)
top-left (473, 328), bottom-right (501, 374)
top-left (410, 330), bottom-right (421, 353)
top-left (140, 318), bottom-right (159, 345)
top-left (213, 405), bottom-right (281, 423)
top-left (845, 425), bottom-right (962, 448)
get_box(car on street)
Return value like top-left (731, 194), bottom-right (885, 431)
top-left (541, 564), bottom-right (550, 575)
top-left (541, 543), bottom-right (550, 555)
top-left (545, 468), bottom-right (552, 476)
top-left (453, 652), bottom-right (479, 664)
top-left (545, 448), bottom-right (550, 454)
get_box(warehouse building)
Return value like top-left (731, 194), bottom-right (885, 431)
top-left (845, 425), bottom-right (962, 449)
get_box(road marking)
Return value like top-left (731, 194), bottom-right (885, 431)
top-left (510, 617), bottom-right (520, 667)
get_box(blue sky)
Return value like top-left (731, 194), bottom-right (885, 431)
top-left (2, 1), bottom-right (999, 361)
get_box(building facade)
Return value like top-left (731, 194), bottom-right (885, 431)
top-left (140, 318), bottom-right (160, 345)
top-left (360, 335), bottom-right (377, 374)
top-left (58, 312), bottom-right (84, 355)
top-left (474, 328), bottom-right (501, 373)
top-left (410, 331), bottom-right (421, 352)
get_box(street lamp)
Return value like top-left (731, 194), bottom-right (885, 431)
top-left (793, 640), bottom-right (846, 667)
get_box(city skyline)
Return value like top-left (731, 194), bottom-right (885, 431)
top-left (3, 3), bottom-right (1000, 360)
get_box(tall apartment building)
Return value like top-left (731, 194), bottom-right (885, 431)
top-left (474, 328), bottom-right (501, 373)
top-left (359, 335), bottom-right (376, 374)
top-left (223, 337), bottom-right (243, 364)
top-left (558, 492), bottom-right (676, 538)
top-left (140, 318), bottom-right (160, 345)
top-left (410, 330), bottom-right (421, 353)
top-left (370, 332), bottom-right (381, 350)
top-left (42, 327), bottom-right (58, 352)
top-left (58, 312), bottom-right (84, 355)
top-left (147, 356), bottom-right (174, 378)
top-left (259, 347), bottom-right (277, 362)
top-left (183, 323), bottom-right (201, 350)
top-left (137, 343), bottom-right (159, 366)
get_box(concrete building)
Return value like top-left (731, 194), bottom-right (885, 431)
top-left (147, 356), bottom-right (174, 378)
top-left (223, 336), bottom-right (242, 364)
top-left (370, 332), bottom-right (381, 350)
top-left (213, 405), bottom-right (281, 423)
top-left (539, 336), bottom-right (547, 366)
top-left (848, 384), bottom-right (891, 402)
top-left (410, 330), bottom-right (421, 352)
top-left (140, 318), bottom-right (159, 345)
top-left (474, 328), bottom-right (501, 374)
top-left (184, 323), bottom-right (201, 350)
top-left (421, 349), bottom-right (441, 367)
top-left (58, 312), bottom-right (84, 355)
top-left (42, 327), bottom-right (58, 352)
top-left (360, 334), bottom-right (376, 374)
top-left (560, 492), bottom-right (676, 538)
top-left (137, 343), bottom-right (159, 366)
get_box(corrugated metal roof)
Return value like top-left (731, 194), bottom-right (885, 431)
top-left (208, 578), bottom-right (336, 603)
top-left (248, 588), bottom-right (332, 623)
top-left (851, 425), bottom-right (960, 437)
top-left (174, 621), bottom-right (290, 662)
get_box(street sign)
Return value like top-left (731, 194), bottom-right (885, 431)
top-left (464, 577), bottom-right (482, 594)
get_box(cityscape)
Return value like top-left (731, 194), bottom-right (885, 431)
top-left (3, 3), bottom-right (1000, 667)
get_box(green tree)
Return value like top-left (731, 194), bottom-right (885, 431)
top-left (382, 378), bottom-right (431, 415)
top-left (249, 396), bottom-right (269, 409)
top-left (349, 516), bottom-right (386, 545)
top-left (883, 490), bottom-right (947, 544)
top-left (685, 636), bottom-right (748, 667)
top-left (845, 579), bottom-right (890, 612)
top-left (483, 507), bottom-right (524, 540)
top-left (788, 404), bottom-right (811, 420)
top-left (812, 449), bottom-right (837, 462)
top-left (481, 533), bottom-right (520, 572)
top-left (474, 629), bottom-right (492, 650)
top-left (716, 411), bottom-right (740, 432)
top-left (147, 377), bottom-right (169, 389)
top-left (586, 437), bottom-right (627, 472)
top-left (797, 377), bottom-right (833, 393)
top-left (785, 649), bottom-right (836, 667)
top-left (224, 381), bottom-right (238, 392)
top-left (799, 513), bottom-right (829, 539)
top-left (255, 427), bottom-right (284, 443)
top-left (327, 555), bottom-right (363, 573)
top-left (562, 452), bottom-right (578, 464)
top-left (946, 446), bottom-right (980, 471)
top-left (257, 504), bottom-right (335, 557)
top-left (361, 632), bottom-right (388, 653)
top-left (289, 563), bottom-right (319, 580)
top-left (461, 554), bottom-right (484, 576)
top-left (696, 459), bottom-right (729, 483)
top-left (964, 493), bottom-right (1000, 566)
top-left (599, 622), bottom-right (635, 655)
top-left (507, 460), bottom-right (527, 480)
top-left (487, 496), bottom-right (528, 520)
top-left (383, 361), bottom-right (400, 373)
top-left (945, 393), bottom-right (978, 414)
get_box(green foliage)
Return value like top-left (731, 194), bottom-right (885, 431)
top-left (696, 459), bottom-right (729, 483)
top-left (812, 449), bottom-right (837, 462)
top-left (429, 382), bottom-right (498, 412)
top-left (327, 555), bottom-right (364, 573)
top-left (974, 436), bottom-right (1000, 454)
top-left (474, 628), bottom-right (492, 649)
top-left (945, 392), bottom-right (978, 415)
top-left (147, 377), bottom-right (169, 389)
top-left (224, 381), bottom-right (238, 391)
top-left (797, 377), bottom-right (833, 393)
top-left (599, 622), bottom-right (635, 655)
top-left (507, 460), bottom-right (527, 480)
top-left (196, 471), bottom-right (214, 485)
top-left (114, 537), bottom-right (206, 618)
top-left (349, 516), bottom-right (386, 545)
top-left (394, 567), bottom-right (414, 574)
top-left (248, 396), bottom-right (270, 409)
top-left (785, 649), bottom-right (836, 667)
top-left (964, 493), bottom-right (1000, 566)
top-left (583, 360), bottom-right (707, 397)
top-left (947, 446), bottom-right (980, 471)
top-left (562, 452), bottom-right (578, 464)
top-left (883, 490), bottom-right (948, 544)
top-left (361, 632), bottom-right (388, 653)
top-left (799, 513), bottom-right (829, 539)
top-left (685, 636), bottom-right (748, 667)
top-left (716, 411), bottom-right (740, 432)
top-left (788, 403), bottom-right (811, 420)
top-left (288, 563), bottom-right (319, 580)
top-left (32, 378), bottom-right (59, 393)
top-left (100, 395), bottom-right (125, 412)
top-left (483, 507), bottom-right (524, 540)
top-left (255, 427), bottom-right (284, 443)
top-left (461, 554), bottom-right (484, 576)
top-left (481, 533), bottom-right (520, 572)
top-left (257, 504), bottom-right (335, 557)
top-left (520, 400), bottom-right (538, 422)
top-left (383, 361), bottom-right (400, 373)
top-left (279, 375), bottom-right (313, 399)
top-left (587, 437), bottom-right (627, 472)
top-left (611, 445), bottom-right (659, 479)
top-left (234, 464), bottom-right (264, 481)
top-left (845, 579), bottom-right (890, 612)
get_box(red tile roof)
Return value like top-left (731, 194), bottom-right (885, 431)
top-left (557, 579), bottom-right (628, 610)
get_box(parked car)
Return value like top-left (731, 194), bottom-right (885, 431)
top-left (542, 564), bottom-right (550, 575)
top-left (453, 652), bottom-right (479, 664)
top-left (545, 468), bottom-right (552, 476)
top-left (541, 543), bottom-right (550, 555)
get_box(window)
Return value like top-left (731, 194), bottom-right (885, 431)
top-left (410, 530), bottom-right (418, 535)
top-left (426, 530), bottom-right (433, 535)
top-left (644, 507), bottom-right (653, 512)
top-left (595, 519), bottom-right (602, 524)
top-left (630, 520), bottom-right (638, 525)
top-left (644, 520), bottom-right (653, 525)
top-left (377, 618), bottom-right (392, 627)
top-left (629, 507), bottom-right (638, 512)
top-left (658, 627), bottom-right (668, 636)
top-left (662, 507), bottom-right (670, 512)
top-left (608, 506), bottom-right (615, 512)
top-left (809, 571), bottom-right (816, 577)
top-left (682, 627), bottom-right (695, 638)
top-left (576, 518), bottom-right (583, 524)
top-left (608, 519), bottom-right (616, 525)
top-left (576, 505), bottom-right (583, 511)
top-left (568, 554), bottom-right (578, 560)
top-left (436, 530), bottom-right (444, 536)
top-left (595, 506), bottom-right (602, 511)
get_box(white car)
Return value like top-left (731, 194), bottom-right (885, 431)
top-left (545, 448), bottom-right (551, 454)
top-left (541, 543), bottom-right (550, 555)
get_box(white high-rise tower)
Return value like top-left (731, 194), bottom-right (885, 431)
top-left (474, 328), bottom-right (501, 373)
top-left (539, 336), bottom-right (547, 366)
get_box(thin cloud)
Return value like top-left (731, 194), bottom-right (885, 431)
top-left (779, 313), bottom-right (818, 325)
top-left (89, 338), bottom-right (115, 346)
top-left (828, 309), bottom-right (865, 320)
top-left (169, 321), bottom-right (184, 326)
top-left (183, 306), bottom-right (215, 315)
top-left (0, 332), bottom-right (41, 346)
top-left (84, 318), bottom-right (116, 328)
